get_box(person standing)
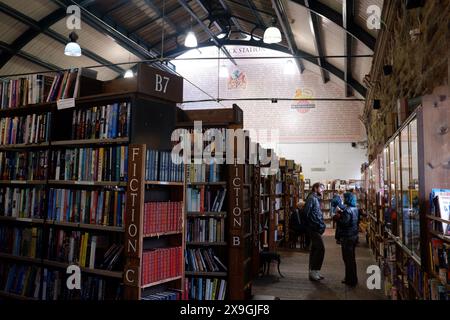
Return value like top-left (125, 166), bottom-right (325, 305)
top-left (331, 191), bottom-right (343, 244)
top-left (304, 183), bottom-right (326, 281)
top-left (334, 192), bottom-right (359, 287)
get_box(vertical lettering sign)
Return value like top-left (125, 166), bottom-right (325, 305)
top-left (124, 145), bottom-right (145, 292)
top-left (231, 159), bottom-right (243, 247)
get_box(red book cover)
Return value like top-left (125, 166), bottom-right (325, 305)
top-left (150, 202), bottom-right (153, 234)
top-left (164, 202), bottom-right (168, 233)
top-left (200, 186), bottom-right (205, 213)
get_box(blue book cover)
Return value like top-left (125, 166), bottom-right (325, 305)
top-left (48, 189), bottom-right (54, 221)
top-left (97, 192), bottom-right (104, 224)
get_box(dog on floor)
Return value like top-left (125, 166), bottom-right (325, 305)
top-left (260, 251), bottom-right (284, 278)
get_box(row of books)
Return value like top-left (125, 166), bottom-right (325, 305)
top-left (275, 182), bottom-right (283, 195)
top-left (48, 188), bottom-right (126, 227)
top-left (0, 113), bottom-right (51, 145)
top-left (0, 187), bottom-right (46, 219)
top-left (186, 186), bottom-right (226, 212)
top-left (0, 226), bottom-right (42, 258)
top-left (41, 268), bottom-right (121, 300)
top-left (0, 263), bottom-right (41, 298)
top-left (430, 238), bottom-right (449, 284)
top-left (186, 218), bottom-right (225, 243)
top-left (143, 201), bottom-right (182, 235)
top-left (186, 277), bottom-right (226, 300)
top-left (141, 246), bottom-right (182, 286)
top-left (46, 229), bottom-right (123, 270)
top-left (70, 102), bottom-right (130, 140)
top-left (185, 248), bottom-right (227, 273)
top-left (46, 69), bottom-right (85, 102)
top-left (186, 163), bottom-right (223, 183)
top-left (0, 151), bottom-right (48, 180)
top-left (141, 289), bottom-right (180, 300)
top-left (50, 146), bottom-right (128, 182)
top-left (0, 74), bottom-right (53, 109)
top-left (145, 149), bottom-right (183, 182)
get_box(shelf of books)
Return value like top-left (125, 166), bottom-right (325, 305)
top-left (364, 86), bottom-right (450, 300)
top-left (251, 143), bottom-right (262, 279)
top-left (0, 63), bottom-right (185, 300)
top-left (176, 105), bottom-right (252, 300)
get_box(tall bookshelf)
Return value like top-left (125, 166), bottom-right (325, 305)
top-left (176, 105), bottom-right (253, 300)
top-left (0, 63), bottom-right (185, 300)
top-left (365, 86), bottom-right (450, 300)
top-left (260, 148), bottom-right (276, 252)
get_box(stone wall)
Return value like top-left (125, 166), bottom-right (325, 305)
top-left (366, 0), bottom-right (449, 159)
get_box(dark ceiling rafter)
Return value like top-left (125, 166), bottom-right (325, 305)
top-left (143, 0), bottom-right (181, 35)
top-left (0, 7), bottom-right (66, 70)
top-left (51, 0), bottom-right (174, 73)
top-left (103, 0), bottom-right (129, 15)
top-left (128, 2), bottom-right (184, 34)
top-left (226, 0), bottom-right (276, 20)
top-left (0, 41), bottom-right (60, 71)
top-left (0, 2), bottom-right (124, 74)
top-left (217, 0), bottom-right (244, 33)
top-left (272, 0), bottom-right (305, 75)
top-left (165, 39), bottom-right (367, 97)
top-left (246, 0), bottom-right (268, 28)
top-left (305, 0), bottom-right (329, 83)
top-left (290, 0), bottom-right (375, 51)
top-left (343, 0), bottom-right (354, 97)
top-left (176, 0), bottom-right (237, 66)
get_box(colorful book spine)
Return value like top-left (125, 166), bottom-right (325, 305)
top-left (143, 201), bottom-right (182, 235)
top-left (0, 151), bottom-right (48, 180)
top-left (141, 246), bottom-right (182, 286)
top-left (0, 187), bottom-right (46, 219)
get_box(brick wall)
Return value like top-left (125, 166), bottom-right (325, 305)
top-left (174, 46), bottom-right (366, 144)
top-left (365, 0), bottom-right (449, 158)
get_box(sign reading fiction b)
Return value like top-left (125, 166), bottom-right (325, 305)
top-left (124, 145), bottom-right (145, 289)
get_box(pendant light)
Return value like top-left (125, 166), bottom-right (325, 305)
top-left (184, 16), bottom-right (198, 48)
top-left (219, 65), bottom-right (229, 78)
top-left (283, 60), bottom-right (295, 75)
top-left (64, 31), bottom-right (82, 57)
top-left (263, 18), bottom-right (282, 44)
top-left (124, 53), bottom-right (134, 78)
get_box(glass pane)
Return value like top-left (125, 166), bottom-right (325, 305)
top-left (409, 119), bottom-right (420, 257)
top-left (401, 126), bottom-right (411, 248)
top-left (394, 136), bottom-right (402, 238)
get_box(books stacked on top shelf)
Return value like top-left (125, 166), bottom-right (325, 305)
top-left (0, 113), bottom-right (51, 145)
top-left (0, 187), bottom-right (46, 219)
top-left (186, 218), bottom-right (225, 243)
top-left (185, 248), bottom-right (227, 272)
top-left (46, 229), bottom-right (123, 270)
top-left (186, 187), bottom-right (226, 212)
top-left (145, 149), bottom-right (183, 182)
top-left (0, 75), bottom-right (53, 109)
top-left (0, 151), bottom-right (48, 180)
top-left (0, 226), bottom-right (43, 258)
top-left (141, 289), bottom-right (180, 300)
top-left (41, 268), bottom-right (122, 300)
top-left (186, 162), bottom-right (223, 183)
top-left (46, 68), bottom-right (91, 102)
top-left (0, 263), bottom-right (41, 299)
top-left (50, 146), bottom-right (128, 182)
top-left (143, 201), bottom-right (183, 235)
top-left (187, 277), bottom-right (226, 300)
top-left (141, 246), bottom-right (182, 285)
top-left (70, 102), bottom-right (130, 140)
top-left (47, 189), bottom-right (126, 227)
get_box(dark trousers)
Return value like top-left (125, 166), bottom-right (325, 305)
top-left (341, 237), bottom-right (358, 285)
top-left (308, 231), bottom-right (325, 271)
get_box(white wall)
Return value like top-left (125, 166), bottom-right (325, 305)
top-left (278, 142), bottom-right (366, 181)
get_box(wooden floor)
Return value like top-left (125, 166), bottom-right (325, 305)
top-left (252, 229), bottom-right (386, 300)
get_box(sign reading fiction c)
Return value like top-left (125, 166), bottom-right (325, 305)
top-left (124, 145), bottom-right (144, 287)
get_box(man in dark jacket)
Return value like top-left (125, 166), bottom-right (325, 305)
top-left (335, 192), bottom-right (359, 287)
top-left (304, 182), bottom-right (326, 281)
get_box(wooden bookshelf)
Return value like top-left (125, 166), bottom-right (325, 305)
top-left (0, 64), bottom-right (184, 301)
top-left (185, 271), bottom-right (227, 277)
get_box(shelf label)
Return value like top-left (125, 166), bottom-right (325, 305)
top-left (12, 180), bottom-right (26, 184)
top-left (75, 181), bottom-right (94, 185)
top-left (57, 98), bottom-right (75, 110)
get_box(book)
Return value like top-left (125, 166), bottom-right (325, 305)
top-left (431, 189), bottom-right (450, 235)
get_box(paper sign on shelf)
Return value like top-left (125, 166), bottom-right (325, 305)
top-left (57, 98), bottom-right (75, 110)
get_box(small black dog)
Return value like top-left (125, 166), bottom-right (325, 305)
top-left (260, 251), bottom-right (284, 278)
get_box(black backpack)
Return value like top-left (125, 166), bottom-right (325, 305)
top-left (290, 208), bottom-right (307, 234)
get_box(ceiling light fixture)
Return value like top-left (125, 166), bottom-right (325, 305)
top-left (264, 18), bottom-right (282, 44)
top-left (64, 31), bottom-right (81, 57)
top-left (124, 69), bottom-right (134, 78)
top-left (184, 31), bottom-right (198, 48)
top-left (219, 65), bottom-right (229, 78)
top-left (283, 60), bottom-right (295, 75)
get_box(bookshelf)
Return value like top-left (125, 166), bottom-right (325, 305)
top-left (177, 105), bottom-right (253, 300)
top-left (365, 86), bottom-right (450, 300)
top-left (0, 63), bottom-right (185, 300)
